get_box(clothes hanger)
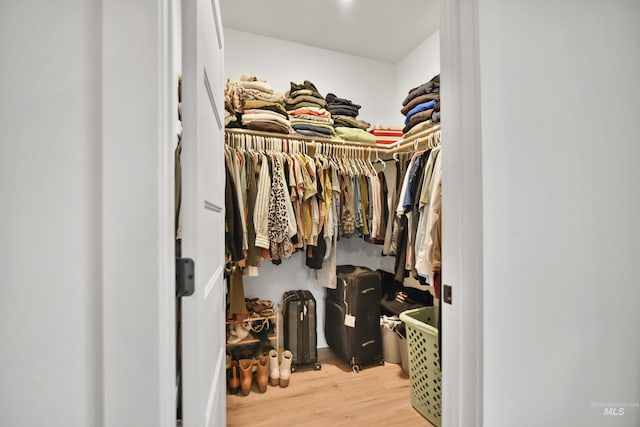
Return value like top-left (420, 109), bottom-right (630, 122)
top-left (337, 145), bottom-right (345, 174)
top-left (364, 148), bottom-right (374, 176)
top-left (358, 148), bottom-right (370, 177)
top-left (244, 135), bottom-right (252, 154)
top-left (356, 150), bottom-right (365, 176)
top-left (349, 147), bottom-right (361, 176)
top-left (365, 148), bottom-right (377, 176)
top-left (374, 147), bottom-right (386, 172)
top-left (325, 143), bottom-right (338, 170)
top-left (339, 146), bottom-right (350, 175)
top-left (355, 148), bottom-right (363, 176)
top-left (327, 149), bottom-right (339, 171)
top-left (350, 154), bottom-right (362, 176)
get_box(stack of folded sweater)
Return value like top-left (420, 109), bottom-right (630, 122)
top-left (401, 74), bottom-right (441, 138)
top-left (288, 106), bottom-right (334, 138)
top-left (224, 74), bottom-right (292, 134)
top-left (325, 92), bottom-right (375, 144)
top-left (224, 79), bottom-right (241, 128)
top-left (285, 80), bottom-right (335, 138)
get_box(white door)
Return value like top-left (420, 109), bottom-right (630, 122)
top-left (180, 0), bottom-right (226, 426)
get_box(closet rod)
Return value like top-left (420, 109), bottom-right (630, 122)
top-left (224, 123), bottom-right (441, 155)
top-left (224, 128), bottom-right (379, 150)
top-left (388, 124), bottom-right (441, 154)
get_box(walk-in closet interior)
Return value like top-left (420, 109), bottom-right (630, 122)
top-left (5, 0), bottom-right (640, 426)
top-left (214, 1), bottom-right (443, 425)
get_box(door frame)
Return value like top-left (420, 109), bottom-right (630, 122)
top-left (440, 0), bottom-right (484, 426)
top-left (101, 0), bottom-right (177, 425)
top-left (100, 0), bottom-right (487, 424)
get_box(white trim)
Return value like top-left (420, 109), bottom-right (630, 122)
top-left (157, 0), bottom-right (177, 426)
top-left (440, 0), bottom-right (484, 426)
top-left (101, 0), bottom-right (176, 425)
top-left (204, 265), bottom-right (223, 300)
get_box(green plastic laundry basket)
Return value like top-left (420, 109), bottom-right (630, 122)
top-left (399, 306), bottom-right (441, 426)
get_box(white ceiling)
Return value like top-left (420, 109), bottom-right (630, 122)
top-left (219, 0), bottom-right (440, 64)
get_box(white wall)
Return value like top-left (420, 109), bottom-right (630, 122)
top-left (1, 1), bottom-right (178, 426)
top-left (0, 2), bottom-right (103, 426)
top-left (223, 27), bottom-right (398, 126)
top-left (477, 1), bottom-right (640, 426)
top-left (242, 238), bottom-right (395, 349)
top-left (102, 0), bottom-right (176, 426)
top-left (395, 30), bottom-right (441, 124)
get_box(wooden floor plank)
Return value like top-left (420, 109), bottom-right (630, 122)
top-left (226, 348), bottom-right (435, 426)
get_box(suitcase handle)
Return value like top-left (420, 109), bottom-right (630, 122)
top-left (300, 304), bottom-right (308, 321)
top-left (342, 281), bottom-right (351, 316)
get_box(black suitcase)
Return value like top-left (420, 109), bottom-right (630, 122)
top-left (325, 265), bottom-right (384, 372)
top-left (282, 290), bottom-right (322, 371)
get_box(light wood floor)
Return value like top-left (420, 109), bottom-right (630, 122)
top-left (226, 348), bottom-right (435, 427)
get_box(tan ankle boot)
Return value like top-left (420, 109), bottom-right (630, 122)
top-left (256, 355), bottom-right (269, 393)
top-left (268, 349), bottom-right (280, 386)
top-left (239, 359), bottom-right (253, 396)
top-left (228, 360), bottom-right (240, 395)
top-left (279, 350), bottom-right (292, 387)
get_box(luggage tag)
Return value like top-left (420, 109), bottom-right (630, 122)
top-left (344, 314), bottom-right (356, 328)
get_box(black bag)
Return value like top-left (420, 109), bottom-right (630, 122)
top-left (379, 269), bottom-right (434, 316)
top-left (325, 265), bottom-right (384, 372)
top-left (282, 290), bottom-right (321, 371)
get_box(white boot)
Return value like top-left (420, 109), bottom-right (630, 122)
top-left (268, 349), bottom-right (280, 386)
top-left (279, 350), bottom-right (292, 387)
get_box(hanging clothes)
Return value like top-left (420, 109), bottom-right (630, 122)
top-left (379, 139), bottom-right (442, 291)
top-left (316, 163), bottom-right (341, 289)
top-left (253, 152), bottom-right (272, 252)
top-left (227, 266), bottom-right (247, 319)
top-left (244, 151), bottom-right (262, 276)
top-left (376, 170), bottom-right (389, 243)
top-left (359, 174), bottom-right (371, 238)
top-left (415, 149), bottom-right (442, 286)
top-left (340, 172), bottom-right (356, 236)
top-left (225, 165), bottom-right (244, 264)
top-left (381, 160), bottom-right (398, 255)
top-left (415, 147), bottom-right (440, 275)
top-left (405, 150), bottom-right (429, 272)
top-left (267, 154), bottom-right (295, 262)
top-left (223, 129), bottom-right (442, 291)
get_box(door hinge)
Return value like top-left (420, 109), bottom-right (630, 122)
top-left (176, 257), bottom-right (195, 297)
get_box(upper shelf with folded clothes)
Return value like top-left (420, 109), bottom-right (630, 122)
top-left (224, 75), bottom-right (377, 144)
top-left (224, 73), bottom-right (441, 153)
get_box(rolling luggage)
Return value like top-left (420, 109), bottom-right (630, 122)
top-left (282, 290), bottom-right (322, 371)
top-left (325, 265), bottom-right (384, 372)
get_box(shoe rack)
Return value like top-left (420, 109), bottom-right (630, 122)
top-left (226, 312), bottom-right (279, 356)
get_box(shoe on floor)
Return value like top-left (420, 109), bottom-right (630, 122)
top-left (279, 350), bottom-right (292, 388)
top-left (268, 349), bottom-right (279, 386)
